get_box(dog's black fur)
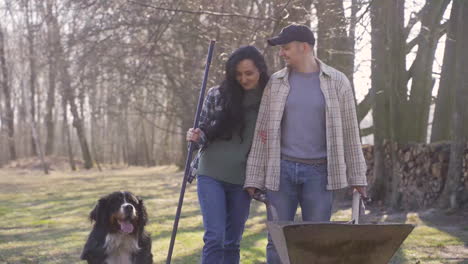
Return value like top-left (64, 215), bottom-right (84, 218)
top-left (81, 191), bottom-right (153, 264)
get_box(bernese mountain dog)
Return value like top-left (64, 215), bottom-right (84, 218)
top-left (81, 191), bottom-right (153, 264)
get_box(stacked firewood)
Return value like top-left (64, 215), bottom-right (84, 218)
top-left (361, 142), bottom-right (468, 209)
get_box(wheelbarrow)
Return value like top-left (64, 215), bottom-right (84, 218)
top-left (254, 191), bottom-right (415, 264)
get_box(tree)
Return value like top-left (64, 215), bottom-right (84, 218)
top-left (42, 0), bottom-right (58, 156)
top-left (370, 0), bottom-right (406, 207)
top-left (431, 1), bottom-right (458, 143)
top-left (24, 0), bottom-right (39, 155)
top-left (0, 24), bottom-right (17, 160)
top-left (404, 0), bottom-right (450, 142)
top-left (438, 0), bottom-right (468, 209)
top-left (54, 18), bottom-right (93, 169)
top-left (315, 0), bottom-right (354, 83)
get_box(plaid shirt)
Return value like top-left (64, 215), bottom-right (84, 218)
top-left (244, 59), bottom-right (367, 191)
top-left (188, 86), bottom-right (221, 182)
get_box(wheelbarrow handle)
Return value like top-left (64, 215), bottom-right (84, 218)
top-left (352, 191), bottom-right (361, 224)
top-left (352, 191), bottom-right (371, 224)
top-left (253, 189), bottom-right (280, 221)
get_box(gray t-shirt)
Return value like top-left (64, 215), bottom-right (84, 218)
top-left (281, 70), bottom-right (327, 159)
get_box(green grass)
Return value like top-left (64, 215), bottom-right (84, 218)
top-left (0, 166), bottom-right (467, 263)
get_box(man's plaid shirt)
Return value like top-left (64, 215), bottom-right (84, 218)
top-left (244, 60), bottom-right (367, 191)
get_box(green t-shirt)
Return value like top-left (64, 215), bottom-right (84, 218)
top-left (197, 88), bottom-right (262, 185)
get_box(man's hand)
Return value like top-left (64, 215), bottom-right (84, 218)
top-left (245, 187), bottom-right (257, 198)
top-left (353, 186), bottom-right (368, 199)
top-left (246, 187), bottom-right (268, 203)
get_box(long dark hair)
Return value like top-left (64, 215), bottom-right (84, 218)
top-left (205, 45), bottom-right (269, 141)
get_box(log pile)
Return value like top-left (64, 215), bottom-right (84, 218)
top-left (362, 142), bottom-right (468, 209)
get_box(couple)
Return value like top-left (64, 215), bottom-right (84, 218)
top-left (186, 24), bottom-right (368, 264)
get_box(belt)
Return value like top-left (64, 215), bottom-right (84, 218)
top-left (281, 154), bottom-right (327, 165)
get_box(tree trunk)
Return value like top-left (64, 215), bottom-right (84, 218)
top-left (315, 0), bottom-right (354, 83)
top-left (69, 99), bottom-right (93, 169)
top-left (58, 46), bottom-right (93, 169)
top-left (62, 98), bottom-right (76, 171)
top-left (44, 0), bottom-right (58, 156)
top-left (31, 120), bottom-right (49, 174)
top-left (141, 121), bottom-right (152, 167)
top-left (0, 25), bottom-right (17, 161)
top-left (405, 0), bottom-right (450, 142)
top-left (370, 0), bottom-right (406, 208)
top-left (431, 2), bottom-right (459, 143)
top-left (25, 0), bottom-right (37, 156)
top-left (370, 0), bottom-right (391, 202)
top-left (263, 1), bottom-right (291, 72)
top-left (122, 105), bottom-right (129, 165)
top-left (47, 8), bottom-right (94, 169)
top-left (438, 0), bottom-right (468, 209)
top-left (19, 17), bottom-right (47, 174)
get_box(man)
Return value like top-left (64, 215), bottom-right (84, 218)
top-left (244, 24), bottom-right (368, 264)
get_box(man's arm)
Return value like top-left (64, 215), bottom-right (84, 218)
top-left (339, 75), bottom-right (368, 195)
top-left (244, 80), bottom-right (271, 194)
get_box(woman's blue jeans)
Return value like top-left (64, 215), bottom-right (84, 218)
top-left (197, 175), bottom-right (251, 264)
top-left (266, 159), bottom-right (333, 264)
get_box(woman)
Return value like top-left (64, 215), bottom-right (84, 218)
top-left (186, 45), bottom-right (269, 264)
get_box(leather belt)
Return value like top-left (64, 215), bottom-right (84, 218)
top-left (281, 154), bottom-right (327, 165)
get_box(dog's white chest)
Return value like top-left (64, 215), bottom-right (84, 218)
top-left (104, 233), bottom-right (139, 264)
top-left (105, 253), bottom-right (132, 264)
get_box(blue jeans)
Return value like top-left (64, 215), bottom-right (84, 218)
top-left (197, 175), bottom-right (251, 264)
top-left (266, 159), bottom-right (333, 264)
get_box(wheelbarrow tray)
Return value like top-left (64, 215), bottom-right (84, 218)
top-left (267, 221), bottom-right (414, 264)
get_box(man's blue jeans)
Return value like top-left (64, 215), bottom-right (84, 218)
top-left (197, 175), bottom-right (251, 264)
top-left (266, 159), bottom-right (333, 264)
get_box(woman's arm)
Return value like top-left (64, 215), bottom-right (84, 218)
top-left (187, 87), bottom-right (219, 149)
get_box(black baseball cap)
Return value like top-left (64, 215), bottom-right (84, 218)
top-left (267, 24), bottom-right (315, 46)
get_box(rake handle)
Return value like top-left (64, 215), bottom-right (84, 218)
top-left (166, 40), bottom-right (216, 264)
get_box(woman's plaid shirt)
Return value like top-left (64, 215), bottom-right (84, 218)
top-left (188, 86), bottom-right (221, 183)
top-left (244, 60), bottom-right (367, 191)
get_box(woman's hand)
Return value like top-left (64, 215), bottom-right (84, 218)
top-left (186, 128), bottom-right (202, 143)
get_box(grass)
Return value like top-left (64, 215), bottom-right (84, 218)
top-left (0, 166), bottom-right (467, 263)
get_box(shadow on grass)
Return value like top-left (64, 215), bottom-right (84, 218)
top-left (0, 226), bottom-right (88, 242)
top-left (0, 226), bottom-right (86, 264)
top-left (418, 210), bottom-right (468, 264)
top-left (365, 206), bottom-right (410, 264)
top-left (166, 225), bottom-right (268, 264)
top-left (9, 168), bottom-right (452, 264)
top-left (157, 199), bottom-right (268, 264)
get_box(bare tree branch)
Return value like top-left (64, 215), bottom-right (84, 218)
top-left (360, 125), bottom-right (373, 137)
top-left (406, 35), bottom-right (420, 54)
top-left (128, 0), bottom-right (278, 21)
top-left (404, 8), bottom-right (425, 39)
